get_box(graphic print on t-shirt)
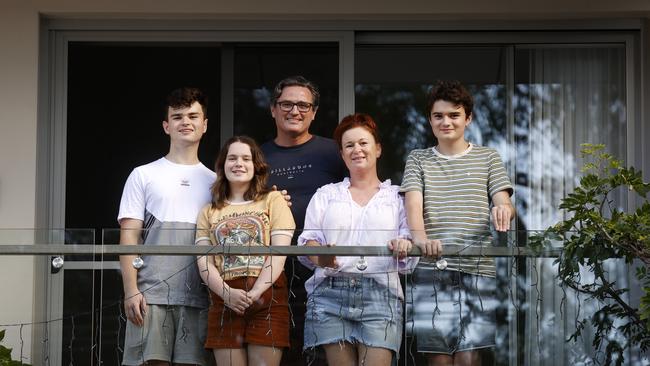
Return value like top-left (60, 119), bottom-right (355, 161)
top-left (213, 212), bottom-right (268, 277)
top-left (269, 164), bottom-right (313, 180)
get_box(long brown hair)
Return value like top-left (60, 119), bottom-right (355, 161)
top-left (211, 136), bottom-right (270, 209)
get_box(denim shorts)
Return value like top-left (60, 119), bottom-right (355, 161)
top-left (304, 276), bottom-right (403, 353)
top-left (122, 304), bottom-right (210, 366)
top-left (406, 265), bottom-right (497, 355)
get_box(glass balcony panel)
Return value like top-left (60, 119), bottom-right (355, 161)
top-left (0, 229), bottom-right (643, 365)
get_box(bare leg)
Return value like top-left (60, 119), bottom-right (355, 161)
top-left (451, 350), bottom-right (481, 366)
top-left (213, 349), bottom-right (247, 366)
top-left (247, 344), bottom-right (283, 366)
top-left (355, 344), bottom-right (392, 366)
top-left (144, 361), bottom-right (170, 366)
top-left (426, 354), bottom-right (453, 366)
top-left (323, 342), bottom-right (357, 366)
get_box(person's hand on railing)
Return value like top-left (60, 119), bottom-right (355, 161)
top-left (413, 239), bottom-right (442, 258)
top-left (124, 291), bottom-right (147, 326)
top-left (388, 238), bottom-right (412, 259)
top-left (304, 241), bottom-right (339, 269)
top-left (491, 204), bottom-right (513, 232)
top-left (491, 191), bottom-right (515, 232)
top-left (313, 244), bottom-right (338, 269)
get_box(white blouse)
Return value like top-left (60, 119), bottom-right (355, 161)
top-left (298, 178), bottom-right (417, 299)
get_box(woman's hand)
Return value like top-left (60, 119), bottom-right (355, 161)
top-left (313, 243), bottom-right (338, 269)
top-left (221, 286), bottom-right (252, 315)
top-left (305, 241), bottom-right (338, 269)
top-left (388, 238), bottom-right (412, 259)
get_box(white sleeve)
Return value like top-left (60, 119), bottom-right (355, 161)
top-left (397, 192), bottom-right (419, 272)
top-left (297, 188), bottom-right (329, 269)
top-left (117, 168), bottom-right (146, 224)
top-left (397, 193), bottom-right (411, 239)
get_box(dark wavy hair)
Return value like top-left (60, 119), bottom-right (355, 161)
top-left (333, 113), bottom-right (381, 150)
top-left (425, 80), bottom-right (473, 118)
top-left (163, 87), bottom-right (208, 120)
top-left (270, 75), bottom-right (320, 107)
top-left (211, 136), bottom-right (270, 209)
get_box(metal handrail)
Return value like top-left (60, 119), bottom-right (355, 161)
top-left (0, 243), bottom-right (561, 257)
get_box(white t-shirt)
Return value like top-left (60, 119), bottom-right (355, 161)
top-left (118, 157), bottom-right (216, 308)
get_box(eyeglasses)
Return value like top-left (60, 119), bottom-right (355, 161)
top-left (275, 101), bottom-right (314, 113)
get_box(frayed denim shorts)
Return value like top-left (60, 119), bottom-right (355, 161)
top-left (406, 265), bottom-right (497, 355)
top-left (304, 276), bottom-right (403, 353)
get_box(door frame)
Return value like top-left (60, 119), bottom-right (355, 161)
top-left (37, 18), bottom-right (640, 366)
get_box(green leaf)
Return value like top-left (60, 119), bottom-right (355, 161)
top-left (536, 144), bottom-right (650, 363)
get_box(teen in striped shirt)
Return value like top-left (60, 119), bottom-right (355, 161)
top-left (401, 80), bottom-right (515, 366)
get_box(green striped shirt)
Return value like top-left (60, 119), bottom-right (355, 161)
top-left (400, 144), bottom-right (513, 277)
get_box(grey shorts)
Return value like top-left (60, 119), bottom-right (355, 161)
top-left (304, 276), bottom-right (403, 353)
top-left (406, 266), bottom-right (497, 355)
top-left (122, 304), bottom-right (210, 366)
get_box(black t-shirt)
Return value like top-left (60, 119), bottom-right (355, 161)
top-left (261, 135), bottom-right (347, 231)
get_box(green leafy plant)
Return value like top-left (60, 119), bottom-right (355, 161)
top-left (530, 144), bottom-right (650, 365)
top-left (0, 329), bottom-right (28, 366)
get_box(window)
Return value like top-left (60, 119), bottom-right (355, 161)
top-left (37, 27), bottom-right (636, 365)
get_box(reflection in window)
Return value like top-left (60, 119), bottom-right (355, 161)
top-left (36, 40), bottom-right (632, 366)
top-left (514, 45), bottom-right (630, 365)
top-left (356, 45), bottom-right (510, 366)
top-left (355, 46), bottom-right (507, 183)
top-left (355, 43), bottom-right (633, 365)
top-left (514, 46), bottom-right (627, 231)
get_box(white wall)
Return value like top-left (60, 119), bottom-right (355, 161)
top-left (0, 2), bottom-right (38, 363)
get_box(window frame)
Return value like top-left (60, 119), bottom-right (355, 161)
top-left (37, 18), bottom-right (640, 365)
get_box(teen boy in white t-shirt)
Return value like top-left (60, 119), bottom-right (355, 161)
top-left (118, 87), bottom-right (214, 366)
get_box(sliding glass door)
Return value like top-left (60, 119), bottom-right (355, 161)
top-left (42, 25), bottom-right (635, 365)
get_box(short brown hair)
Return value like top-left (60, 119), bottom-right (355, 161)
top-left (333, 113), bottom-right (381, 150)
top-left (270, 76), bottom-right (320, 107)
top-left (164, 87), bottom-right (208, 120)
top-left (211, 136), bottom-right (270, 209)
top-left (426, 80), bottom-right (473, 118)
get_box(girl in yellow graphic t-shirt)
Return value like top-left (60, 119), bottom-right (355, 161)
top-left (195, 136), bottom-right (295, 366)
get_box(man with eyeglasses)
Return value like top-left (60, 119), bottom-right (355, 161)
top-left (261, 75), bottom-right (347, 365)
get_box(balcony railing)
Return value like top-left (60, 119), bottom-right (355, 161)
top-left (0, 228), bottom-right (643, 366)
